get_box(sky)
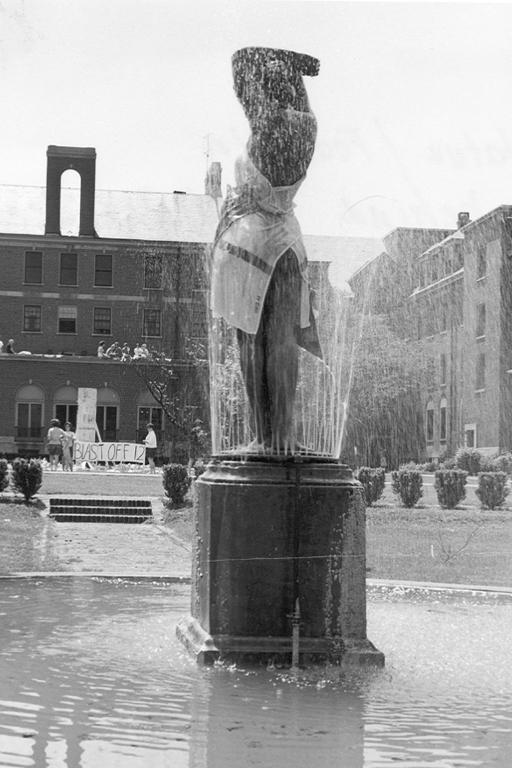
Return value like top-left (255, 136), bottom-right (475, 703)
top-left (1, 0), bottom-right (512, 239)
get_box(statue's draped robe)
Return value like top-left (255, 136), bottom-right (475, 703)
top-left (211, 151), bottom-right (321, 357)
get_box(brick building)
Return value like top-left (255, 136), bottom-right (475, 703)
top-left (413, 207), bottom-right (512, 460)
top-left (0, 144), bottom-right (385, 460)
top-left (348, 207), bottom-right (512, 462)
top-left (0, 145), bottom-right (220, 458)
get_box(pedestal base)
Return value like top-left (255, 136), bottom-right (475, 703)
top-left (177, 615), bottom-right (384, 666)
top-left (177, 456), bottom-right (384, 667)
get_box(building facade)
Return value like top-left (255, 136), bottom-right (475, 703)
top-left (348, 207), bottom-right (512, 463)
top-left (413, 207), bottom-right (512, 459)
top-left (0, 145), bottom-right (219, 458)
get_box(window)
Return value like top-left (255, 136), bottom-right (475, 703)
top-left (24, 251), bottom-right (42, 284)
top-left (23, 305), bottom-right (42, 332)
top-left (465, 424), bottom-right (476, 448)
top-left (453, 241), bottom-right (464, 270)
top-left (16, 384), bottom-right (44, 440)
top-left (53, 385), bottom-right (78, 429)
top-left (191, 290), bottom-right (208, 339)
top-left (440, 353), bottom-right (447, 385)
top-left (96, 406), bottom-right (118, 441)
top-left (476, 303), bottom-right (486, 338)
top-left (476, 353), bottom-right (486, 390)
top-left (93, 307), bottom-right (112, 335)
top-left (444, 250), bottom-right (452, 276)
top-left (431, 254), bottom-right (439, 282)
top-left (58, 306), bottom-right (77, 334)
top-left (144, 254), bottom-right (163, 289)
top-left (477, 247), bottom-right (486, 280)
top-left (94, 254), bottom-right (113, 287)
top-left (138, 406), bottom-right (163, 442)
top-left (440, 398), bottom-right (447, 442)
top-left (426, 402), bottom-right (434, 443)
top-left (143, 309), bottom-right (161, 337)
top-left (439, 305), bottom-right (447, 333)
top-left (59, 253), bottom-right (78, 285)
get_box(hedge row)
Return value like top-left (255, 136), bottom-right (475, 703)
top-left (353, 464), bottom-right (510, 511)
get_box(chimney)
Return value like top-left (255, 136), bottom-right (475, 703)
top-left (45, 145), bottom-right (97, 236)
top-left (205, 161), bottom-right (222, 199)
top-left (457, 212), bottom-right (470, 229)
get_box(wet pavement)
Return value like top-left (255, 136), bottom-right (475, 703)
top-left (19, 496), bottom-right (191, 578)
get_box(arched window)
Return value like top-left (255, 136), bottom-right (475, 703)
top-left (96, 387), bottom-right (120, 441)
top-left (426, 401), bottom-right (434, 444)
top-left (439, 397), bottom-right (447, 443)
top-left (136, 389), bottom-right (163, 442)
top-left (16, 384), bottom-right (45, 440)
top-left (53, 385), bottom-right (78, 429)
top-left (60, 169), bottom-right (81, 237)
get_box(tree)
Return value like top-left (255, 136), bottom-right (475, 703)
top-left (342, 314), bottom-right (432, 469)
top-left (131, 342), bottom-right (210, 461)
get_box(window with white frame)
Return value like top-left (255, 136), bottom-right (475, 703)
top-left (93, 307), bottom-right (112, 335)
top-left (143, 309), bottom-right (161, 337)
top-left (23, 305), bottom-right (42, 332)
top-left (58, 306), bottom-right (77, 334)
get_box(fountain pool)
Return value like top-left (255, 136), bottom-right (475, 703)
top-left (1, 576), bottom-right (511, 767)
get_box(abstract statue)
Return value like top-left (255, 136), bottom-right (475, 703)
top-left (211, 47), bottom-right (322, 453)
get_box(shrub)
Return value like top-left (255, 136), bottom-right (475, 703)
top-left (475, 471), bottom-right (510, 510)
top-left (353, 467), bottom-right (386, 506)
top-left (455, 448), bottom-right (482, 476)
top-left (439, 456), bottom-right (457, 470)
top-left (490, 453), bottom-right (512, 475)
top-left (0, 459), bottom-right (9, 493)
top-left (435, 469), bottom-right (468, 509)
top-left (193, 459), bottom-right (208, 479)
top-left (391, 468), bottom-right (423, 508)
top-left (11, 458), bottom-right (43, 502)
top-left (162, 463), bottom-right (191, 505)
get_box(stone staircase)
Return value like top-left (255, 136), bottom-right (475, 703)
top-left (49, 498), bottom-right (152, 524)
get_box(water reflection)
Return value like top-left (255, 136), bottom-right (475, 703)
top-left (0, 578), bottom-right (511, 766)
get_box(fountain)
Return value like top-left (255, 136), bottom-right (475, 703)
top-left (176, 47), bottom-right (383, 666)
top-left (1, 577), bottom-right (512, 766)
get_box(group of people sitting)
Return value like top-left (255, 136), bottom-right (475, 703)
top-left (97, 341), bottom-right (151, 361)
top-left (0, 339), bottom-right (16, 354)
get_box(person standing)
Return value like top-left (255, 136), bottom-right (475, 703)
top-left (46, 419), bottom-right (66, 471)
top-left (61, 422), bottom-right (75, 472)
top-left (143, 423), bottom-right (157, 474)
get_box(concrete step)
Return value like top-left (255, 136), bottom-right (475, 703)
top-left (49, 497), bottom-right (153, 524)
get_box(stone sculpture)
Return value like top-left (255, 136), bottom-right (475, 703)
top-left (211, 47), bottom-right (322, 453)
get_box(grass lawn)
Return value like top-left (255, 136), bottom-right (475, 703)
top-left (1, 472), bottom-right (511, 588)
top-left (0, 497), bottom-right (62, 574)
top-left (367, 478), bottom-right (512, 588)
top-left (41, 469), bottom-right (166, 497)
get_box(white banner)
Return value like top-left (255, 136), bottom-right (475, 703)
top-left (76, 388), bottom-right (98, 442)
top-left (74, 441), bottom-right (147, 464)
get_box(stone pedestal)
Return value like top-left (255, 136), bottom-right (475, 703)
top-left (176, 456), bottom-right (384, 666)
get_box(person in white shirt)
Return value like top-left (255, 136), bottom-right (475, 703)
top-left (143, 423), bottom-right (157, 473)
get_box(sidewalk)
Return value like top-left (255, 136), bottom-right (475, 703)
top-left (23, 495), bottom-right (192, 578)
